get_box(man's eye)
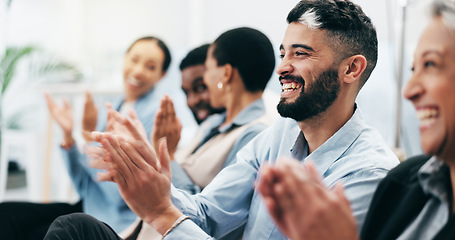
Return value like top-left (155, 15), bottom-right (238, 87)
top-left (279, 54), bottom-right (285, 59)
top-left (194, 84), bottom-right (207, 93)
top-left (296, 52), bottom-right (308, 56)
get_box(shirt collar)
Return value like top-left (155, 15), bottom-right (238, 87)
top-left (216, 98), bottom-right (266, 133)
top-left (299, 105), bottom-right (365, 176)
top-left (418, 156), bottom-right (452, 207)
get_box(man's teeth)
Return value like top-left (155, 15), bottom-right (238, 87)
top-left (282, 83), bottom-right (302, 92)
top-left (416, 108), bottom-right (439, 127)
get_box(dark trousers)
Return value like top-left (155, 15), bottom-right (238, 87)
top-left (44, 213), bottom-right (123, 240)
top-left (0, 200), bottom-right (83, 240)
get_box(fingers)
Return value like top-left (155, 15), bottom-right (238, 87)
top-left (91, 131), bottom-right (104, 142)
top-left (333, 182), bottom-right (350, 207)
top-left (86, 146), bottom-right (104, 160)
top-left (257, 163), bottom-right (283, 225)
top-left (305, 160), bottom-right (323, 183)
top-left (44, 92), bottom-right (68, 112)
top-left (44, 92), bottom-right (55, 110)
top-left (105, 103), bottom-right (117, 132)
top-left (84, 91), bottom-right (95, 110)
top-left (85, 91), bottom-right (94, 104)
top-left (62, 99), bottom-right (70, 110)
top-left (97, 171), bottom-right (125, 186)
top-left (153, 108), bottom-right (164, 135)
top-left (117, 110), bottom-right (148, 141)
top-left (100, 135), bottom-right (133, 180)
top-left (123, 138), bottom-right (161, 172)
top-left (163, 95), bottom-right (177, 122)
top-left (271, 158), bottom-right (319, 211)
top-left (158, 137), bottom-right (171, 176)
top-left (105, 102), bottom-right (113, 111)
top-left (128, 108), bottom-right (141, 125)
top-left (256, 163), bottom-right (277, 199)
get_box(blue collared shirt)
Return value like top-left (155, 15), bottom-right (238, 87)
top-left (397, 156), bottom-right (451, 240)
top-left (167, 107), bottom-right (399, 239)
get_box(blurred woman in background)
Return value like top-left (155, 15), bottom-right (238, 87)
top-left (0, 36), bottom-right (194, 240)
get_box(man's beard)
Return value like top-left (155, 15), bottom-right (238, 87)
top-left (277, 68), bottom-right (340, 122)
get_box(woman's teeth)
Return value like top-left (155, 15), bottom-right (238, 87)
top-left (416, 108), bottom-right (439, 127)
top-left (127, 78), bottom-right (141, 87)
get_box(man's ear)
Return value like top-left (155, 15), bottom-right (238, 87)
top-left (222, 64), bottom-right (234, 84)
top-left (340, 55), bottom-right (367, 84)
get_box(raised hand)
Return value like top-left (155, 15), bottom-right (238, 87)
top-left (257, 158), bottom-right (358, 240)
top-left (152, 95), bottom-right (182, 160)
top-left (82, 91), bottom-right (98, 142)
top-left (44, 92), bottom-right (75, 148)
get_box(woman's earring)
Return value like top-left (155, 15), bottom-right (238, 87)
top-left (217, 82), bottom-right (223, 90)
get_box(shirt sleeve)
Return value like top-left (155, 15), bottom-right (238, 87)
top-left (60, 144), bottom-right (92, 198)
top-left (163, 218), bottom-right (214, 240)
top-left (170, 161), bottom-right (201, 195)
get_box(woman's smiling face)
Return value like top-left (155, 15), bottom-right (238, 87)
top-left (123, 39), bottom-right (165, 102)
top-left (404, 16), bottom-right (455, 160)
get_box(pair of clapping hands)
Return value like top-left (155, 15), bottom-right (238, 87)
top-left (256, 159), bottom-right (359, 240)
top-left (87, 96), bottom-right (185, 234)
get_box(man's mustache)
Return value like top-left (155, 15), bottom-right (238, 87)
top-left (279, 75), bottom-right (305, 85)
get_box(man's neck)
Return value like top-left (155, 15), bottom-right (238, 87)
top-left (298, 101), bottom-right (355, 154)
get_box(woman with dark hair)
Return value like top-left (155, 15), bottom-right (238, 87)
top-left (0, 36), bottom-right (194, 239)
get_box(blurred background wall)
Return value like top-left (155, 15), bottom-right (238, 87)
top-left (0, 0), bottom-right (431, 202)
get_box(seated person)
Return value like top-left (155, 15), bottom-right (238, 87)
top-left (180, 44), bottom-right (225, 125)
top-left (42, 1), bottom-right (399, 239)
top-left (0, 36), bottom-right (195, 239)
top-left (256, 0), bottom-right (455, 239)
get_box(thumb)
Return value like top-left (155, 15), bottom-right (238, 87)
top-left (129, 108), bottom-right (139, 122)
top-left (158, 137), bottom-right (171, 177)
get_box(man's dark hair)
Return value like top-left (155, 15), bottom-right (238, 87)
top-left (287, 0), bottom-right (378, 87)
top-left (212, 27), bottom-right (275, 92)
top-left (179, 44), bottom-right (210, 71)
top-left (126, 36), bottom-right (172, 73)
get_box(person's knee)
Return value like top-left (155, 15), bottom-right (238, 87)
top-left (46, 213), bottom-right (116, 240)
top-left (54, 213), bottom-right (95, 228)
top-left (46, 213), bottom-right (93, 239)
